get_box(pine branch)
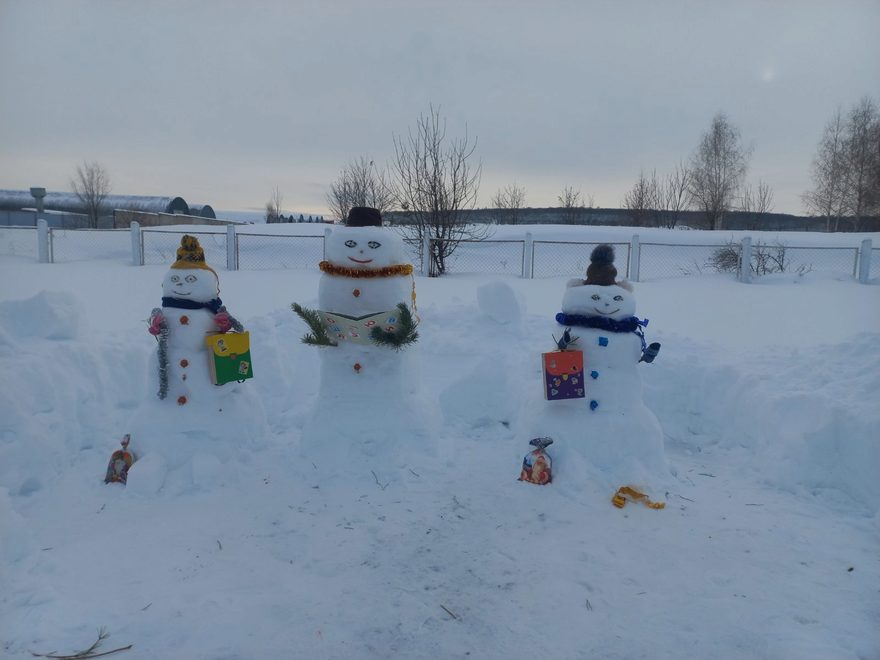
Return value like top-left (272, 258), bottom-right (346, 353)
top-left (370, 303), bottom-right (419, 350)
top-left (291, 303), bottom-right (337, 347)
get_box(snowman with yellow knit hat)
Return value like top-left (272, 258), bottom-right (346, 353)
top-left (147, 235), bottom-right (242, 406)
top-left (122, 234), bottom-right (265, 495)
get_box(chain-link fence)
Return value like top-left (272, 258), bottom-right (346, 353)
top-left (425, 239), bottom-right (525, 276)
top-left (639, 243), bottom-right (734, 279)
top-left (142, 229), bottom-right (227, 268)
top-left (0, 226), bottom-right (38, 259)
top-left (236, 232), bottom-right (324, 270)
top-left (774, 246), bottom-right (858, 277)
top-left (2, 225), bottom-right (876, 283)
top-left (49, 228), bottom-right (131, 263)
top-left (532, 240), bottom-right (630, 279)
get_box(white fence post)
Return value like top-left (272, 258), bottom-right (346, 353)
top-left (323, 226), bottom-right (331, 261)
top-left (629, 234), bottom-right (641, 282)
top-left (130, 221), bottom-right (143, 266)
top-left (421, 236), bottom-right (431, 277)
top-left (858, 239), bottom-right (872, 284)
top-left (524, 232), bottom-right (534, 278)
top-left (740, 237), bottom-right (752, 283)
top-left (37, 219), bottom-right (50, 263)
top-left (226, 224), bottom-right (238, 270)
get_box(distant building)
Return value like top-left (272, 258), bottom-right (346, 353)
top-left (0, 189), bottom-right (219, 227)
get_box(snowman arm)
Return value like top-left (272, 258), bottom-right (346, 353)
top-left (216, 306), bottom-right (244, 333)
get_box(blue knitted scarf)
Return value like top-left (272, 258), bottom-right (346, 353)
top-left (555, 312), bottom-right (648, 351)
top-left (162, 296), bottom-right (224, 313)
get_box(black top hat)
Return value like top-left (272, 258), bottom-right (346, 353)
top-left (346, 207), bottom-right (382, 227)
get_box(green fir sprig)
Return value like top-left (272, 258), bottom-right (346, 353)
top-left (370, 303), bottom-right (419, 350)
top-left (291, 303), bottom-right (337, 347)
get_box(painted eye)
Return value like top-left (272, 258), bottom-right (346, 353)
top-left (185, 274), bottom-right (197, 283)
top-left (613, 295), bottom-right (623, 301)
top-left (368, 241), bottom-right (381, 249)
top-left (591, 294), bottom-right (600, 301)
top-left (171, 275), bottom-right (180, 283)
top-left (345, 240), bottom-right (357, 248)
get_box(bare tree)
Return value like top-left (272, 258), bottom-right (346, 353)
top-left (623, 169), bottom-right (661, 227)
top-left (391, 105), bottom-right (484, 276)
top-left (491, 183), bottom-right (527, 224)
top-left (740, 179), bottom-right (774, 229)
top-left (557, 186), bottom-right (588, 224)
top-left (661, 161), bottom-right (692, 229)
top-left (688, 113), bottom-right (751, 230)
top-left (70, 160), bottom-right (111, 228)
top-left (803, 108), bottom-right (848, 231)
top-left (326, 155), bottom-right (395, 223)
top-left (265, 186), bottom-right (284, 223)
top-left (841, 96), bottom-right (879, 231)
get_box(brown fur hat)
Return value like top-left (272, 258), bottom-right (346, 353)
top-left (585, 244), bottom-right (617, 285)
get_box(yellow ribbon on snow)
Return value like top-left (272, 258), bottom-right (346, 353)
top-left (612, 486), bottom-right (665, 510)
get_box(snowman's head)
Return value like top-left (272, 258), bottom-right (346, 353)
top-left (561, 282), bottom-right (636, 320)
top-left (162, 267), bottom-right (219, 301)
top-left (324, 226), bottom-right (408, 270)
top-left (163, 234), bottom-right (220, 301)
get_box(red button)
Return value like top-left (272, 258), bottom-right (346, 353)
top-left (180, 315), bottom-right (189, 325)
top-left (180, 359), bottom-right (188, 367)
top-left (352, 289), bottom-right (361, 297)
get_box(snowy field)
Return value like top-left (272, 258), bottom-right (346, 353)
top-left (1, 225), bottom-right (879, 659)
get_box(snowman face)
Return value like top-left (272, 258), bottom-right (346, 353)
top-left (325, 226), bottom-right (407, 269)
top-left (561, 283), bottom-right (635, 320)
top-left (162, 268), bottom-right (219, 301)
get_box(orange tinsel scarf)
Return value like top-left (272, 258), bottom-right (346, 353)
top-left (319, 261), bottom-right (414, 278)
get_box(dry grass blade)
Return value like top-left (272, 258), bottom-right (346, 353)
top-left (31, 628), bottom-right (133, 659)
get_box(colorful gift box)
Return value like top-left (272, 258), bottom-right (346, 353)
top-left (542, 350), bottom-right (585, 400)
top-left (205, 331), bottom-right (254, 385)
top-left (318, 309), bottom-right (401, 345)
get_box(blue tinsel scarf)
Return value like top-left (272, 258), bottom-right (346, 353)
top-left (555, 312), bottom-right (648, 350)
top-left (162, 296), bottom-right (223, 313)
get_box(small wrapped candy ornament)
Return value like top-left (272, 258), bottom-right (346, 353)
top-left (518, 437), bottom-right (553, 485)
top-left (104, 434), bottom-right (136, 485)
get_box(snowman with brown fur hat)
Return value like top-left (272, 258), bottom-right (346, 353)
top-left (523, 244), bottom-right (670, 497)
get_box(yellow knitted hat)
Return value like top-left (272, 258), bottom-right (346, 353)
top-left (170, 235), bottom-right (217, 276)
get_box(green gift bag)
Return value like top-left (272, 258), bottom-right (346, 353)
top-left (205, 332), bottom-right (254, 385)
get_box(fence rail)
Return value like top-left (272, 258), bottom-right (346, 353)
top-left (2, 221), bottom-right (875, 285)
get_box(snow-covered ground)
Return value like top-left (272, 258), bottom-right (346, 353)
top-left (1, 225), bottom-right (879, 659)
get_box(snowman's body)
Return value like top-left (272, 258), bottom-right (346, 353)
top-left (527, 279), bottom-right (668, 489)
top-left (160, 294), bottom-right (219, 405)
top-left (303, 225), bottom-right (434, 466)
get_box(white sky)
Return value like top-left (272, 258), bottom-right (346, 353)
top-left (1, 0), bottom-right (878, 216)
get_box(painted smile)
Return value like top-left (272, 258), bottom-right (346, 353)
top-left (593, 307), bottom-right (620, 316)
top-left (348, 257), bottom-right (373, 264)
top-left (175, 291), bottom-right (191, 296)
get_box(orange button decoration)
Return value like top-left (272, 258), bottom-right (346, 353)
top-left (180, 315), bottom-right (189, 325)
top-left (177, 396), bottom-right (187, 405)
top-left (353, 362), bottom-right (362, 373)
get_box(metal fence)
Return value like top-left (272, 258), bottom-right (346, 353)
top-left (49, 228), bottom-right (131, 263)
top-left (427, 239), bottom-right (526, 277)
top-left (236, 232), bottom-right (324, 270)
top-left (142, 229), bottom-right (227, 267)
top-left (0, 226), bottom-right (38, 259)
top-left (533, 240), bottom-right (630, 279)
top-left (2, 224), bottom-right (876, 284)
top-left (640, 243), bottom-right (736, 279)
